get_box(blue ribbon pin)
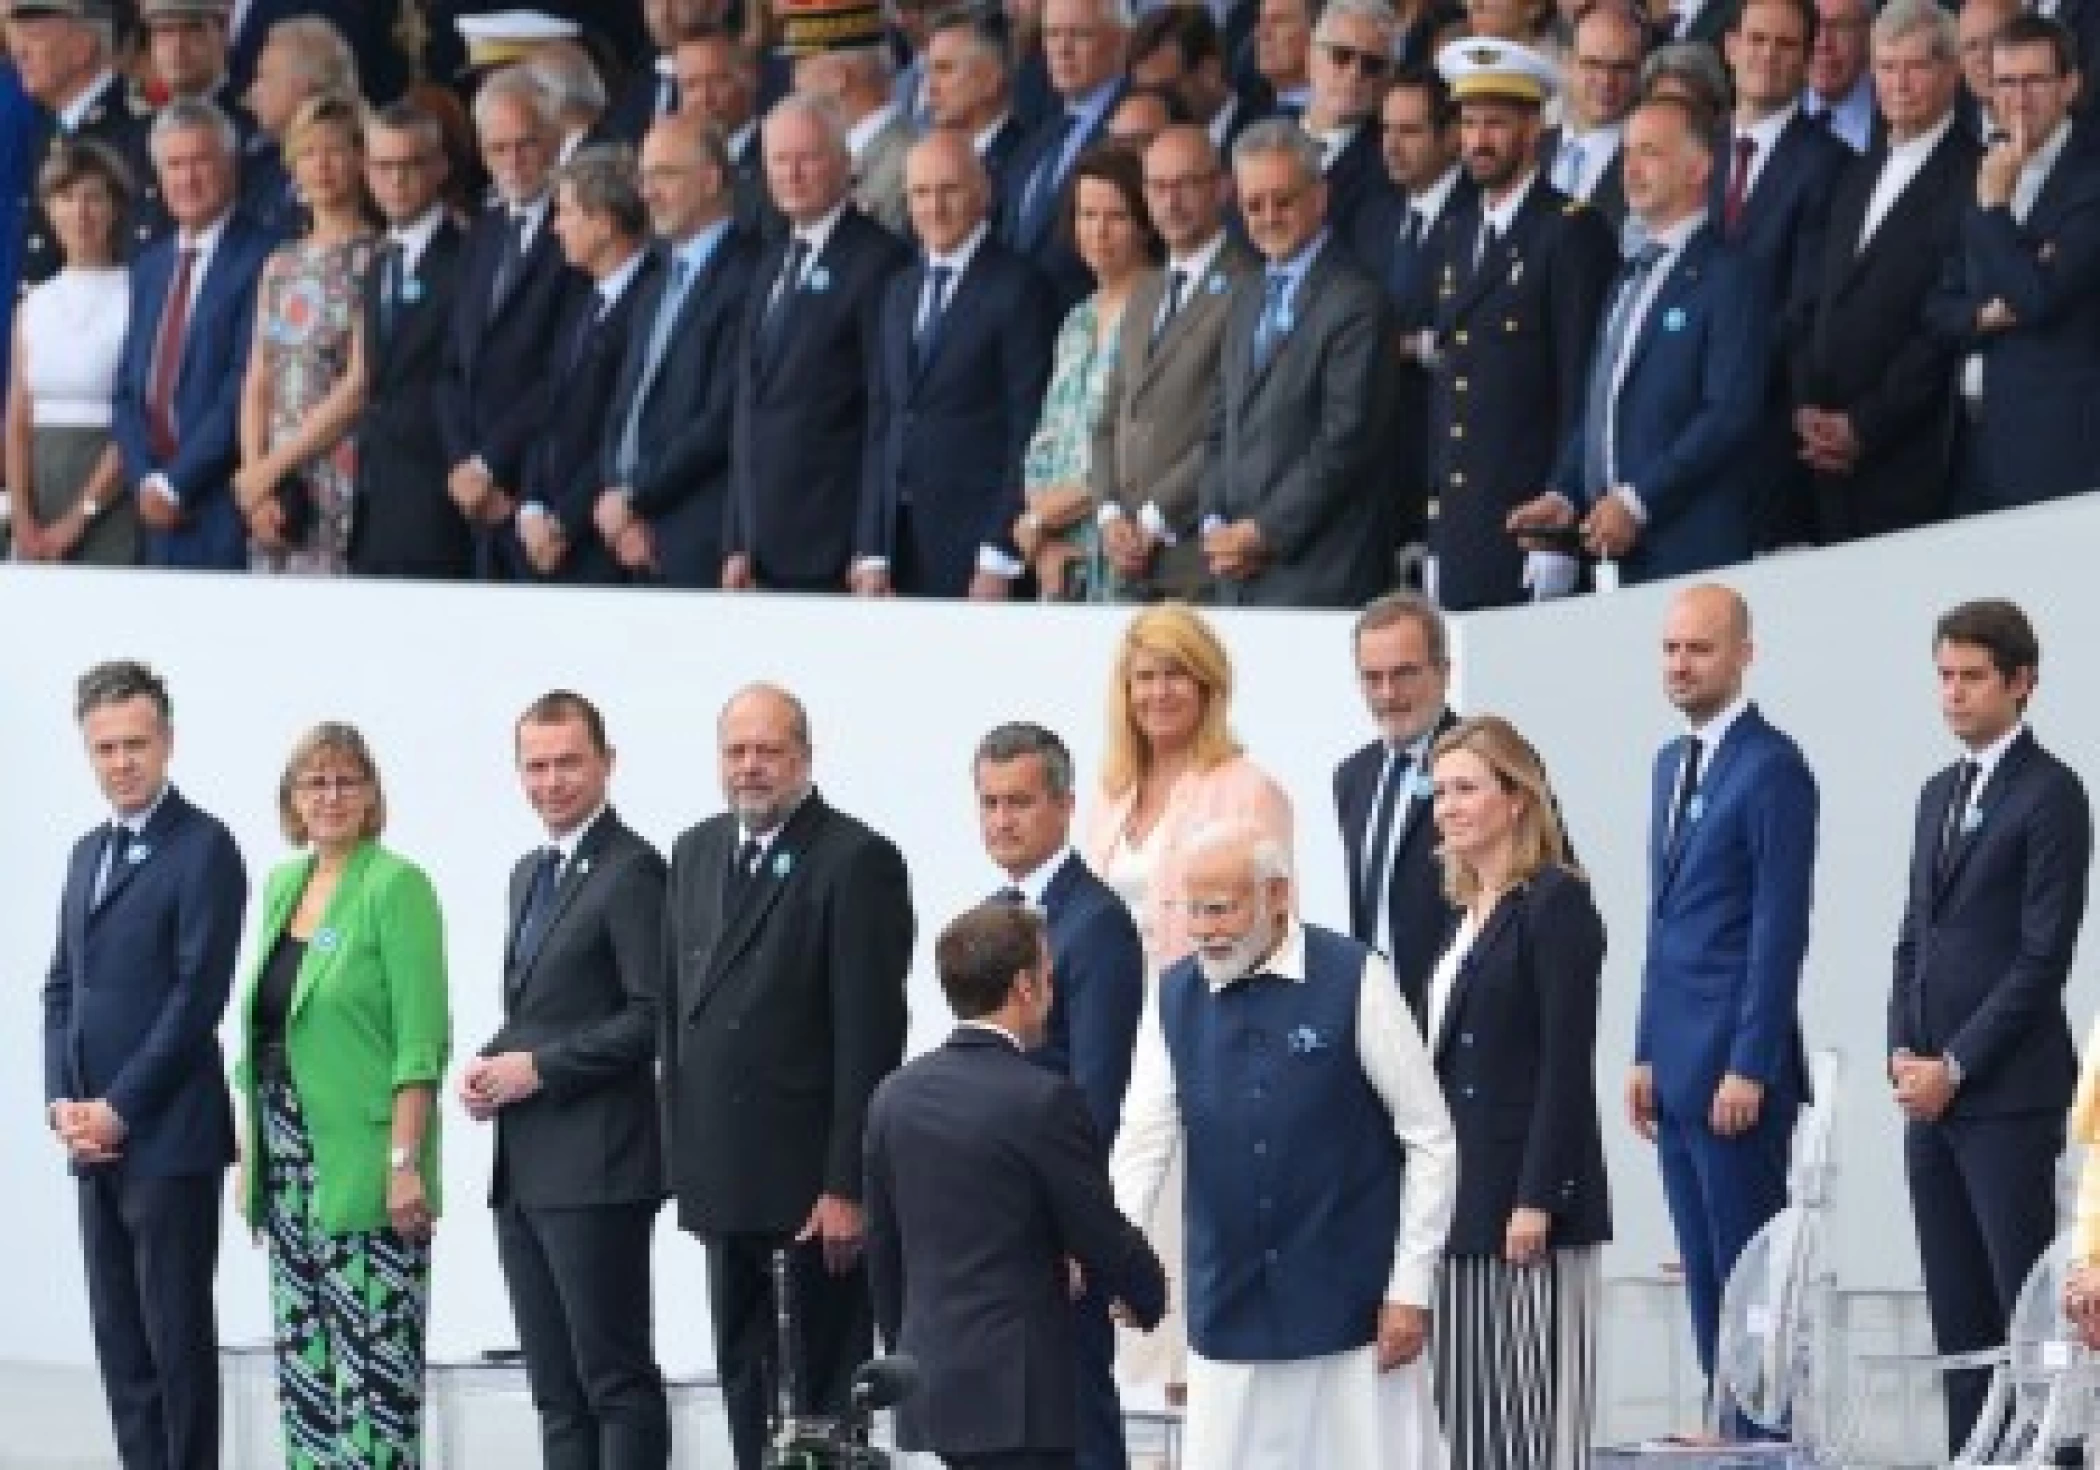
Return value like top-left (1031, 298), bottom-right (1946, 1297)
top-left (1663, 307), bottom-right (1687, 333)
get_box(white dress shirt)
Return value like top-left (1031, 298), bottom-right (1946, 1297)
top-left (1553, 123), bottom-right (1623, 201)
top-left (388, 202), bottom-right (447, 277)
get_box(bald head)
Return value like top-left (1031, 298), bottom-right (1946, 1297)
top-left (1662, 584), bottom-right (1755, 723)
top-left (717, 683), bottom-right (814, 833)
top-left (906, 128), bottom-right (990, 253)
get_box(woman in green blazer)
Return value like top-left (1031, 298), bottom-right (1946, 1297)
top-left (235, 721), bottom-right (449, 1468)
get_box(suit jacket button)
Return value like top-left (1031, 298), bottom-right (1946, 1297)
top-left (1450, 425), bottom-right (1464, 439)
top-left (1462, 1085), bottom-right (1477, 1098)
top-left (1450, 472), bottom-right (1466, 488)
top-left (1460, 1032), bottom-right (1473, 1046)
top-left (1455, 330), bottom-right (1469, 345)
top-left (1455, 378), bottom-right (1468, 392)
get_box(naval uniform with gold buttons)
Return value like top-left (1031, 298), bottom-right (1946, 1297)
top-left (16, 74), bottom-right (165, 296)
top-left (1425, 175), bottom-right (1614, 612)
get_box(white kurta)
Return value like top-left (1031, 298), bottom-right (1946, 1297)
top-left (1110, 923), bottom-right (1460, 1470)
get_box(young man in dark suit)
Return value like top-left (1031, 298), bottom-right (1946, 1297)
top-left (857, 129), bottom-right (1056, 600)
top-left (44, 660), bottom-right (247, 1470)
top-left (1891, 600), bottom-right (2092, 1456)
top-left (724, 96), bottom-right (910, 592)
top-left (866, 902), bottom-right (1167, 1470)
top-left (974, 723), bottom-right (1146, 1470)
top-left (464, 692), bottom-right (671, 1470)
top-left (662, 683), bottom-right (915, 1470)
top-left (351, 100), bottom-right (476, 578)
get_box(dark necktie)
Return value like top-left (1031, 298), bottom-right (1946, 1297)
top-left (94, 822), bottom-right (128, 905)
top-left (1670, 735), bottom-right (1705, 844)
top-left (1361, 749), bottom-right (1410, 926)
top-left (1723, 134), bottom-right (1757, 234)
top-left (513, 846), bottom-right (562, 960)
top-left (994, 885), bottom-right (1027, 905)
top-left (1939, 758), bottom-right (1981, 874)
top-left (492, 208), bottom-right (529, 307)
top-left (913, 263), bottom-right (954, 373)
top-left (1583, 242), bottom-right (1668, 498)
top-left (148, 246), bottom-right (198, 460)
top-left (377, 240), bottom-right (404, 341)
top-left (758, 237), bottom-right (810, 367)
top-left (1153, 267), bottom-right (1187, 346)
top-left (727, 835), bottom-right (764, 906)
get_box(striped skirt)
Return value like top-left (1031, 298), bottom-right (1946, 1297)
top-left (1435, 1246), bottom-right (1602, 1470)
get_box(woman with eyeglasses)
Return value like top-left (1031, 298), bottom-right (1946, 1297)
top-left (234, 722), bottom-right (448, 1468)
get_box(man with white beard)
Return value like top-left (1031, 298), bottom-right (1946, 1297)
top-left (1110, 821), bottom-right (1457, 1469)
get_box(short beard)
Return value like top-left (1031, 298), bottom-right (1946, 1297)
top-left (728, 779), bottom-right (811, 836)
top-left (1194, 907), bottom-right (1275, 986)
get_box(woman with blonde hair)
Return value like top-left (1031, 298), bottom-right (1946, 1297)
top-left (235, 722), bottom-right (448, 1467)
top-left (1424, 714), bottom-right (1609, 1470)
top-left (1082, 601), bottom-right (1292, 1392)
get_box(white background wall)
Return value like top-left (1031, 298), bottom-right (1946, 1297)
top-left (2, 500), bottom-right (2094, 1375)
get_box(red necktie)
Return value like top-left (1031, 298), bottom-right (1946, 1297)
top-left (1723, 135), bottom-right (1757, 234)
top-left (148, 246), bottom-right (198, 461)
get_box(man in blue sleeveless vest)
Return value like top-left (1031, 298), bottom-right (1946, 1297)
top-left (1110, 819), bottom-right (1457, 1468)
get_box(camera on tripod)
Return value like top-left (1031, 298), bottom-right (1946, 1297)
top-left (763, 1248), bottom-right (920, 1470)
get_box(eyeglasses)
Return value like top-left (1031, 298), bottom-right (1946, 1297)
top-left (1994, 72), bottom-right (2066, 92)
top-left (1323, 41), bottom-right (1393, 77)
top-left (294, 773), bottom-right (368, 798)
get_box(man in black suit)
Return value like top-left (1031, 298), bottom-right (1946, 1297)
top-left (1334, 594), bottom-right (1459, 1010)
top-left (44, 660), bottom-right (247, 1470)
top-left (351, 100), bottom-right (475, 578)
top-left (866, 902), bottom-right (1167, 1470)
top-left (1000, 0), bottom-right (1128, 307)
top-left (663, 683), bottom-right (915, 1470)
top-left (724, 95), bottom-right (910, 592)
top-left (1891, 600), bottom-right (2093, 1456)
top-left (436, 63), bottom-right (581, 579)
top-left (1541, 3), bottom-right (1644, 237)
top-left (595, 116), bottom-right (752, 587)
top-left (1718, 0), bottom-right (1851, 546)
top-left (1300, 0), bottom-right (1401, 263)
top-left (857, 128), bottom-right (1055, 600)
top-left (928, 10), bottom-right (1027, 193)
top-left (974, 723), bottom-right (1146, 1470)
top-left (1790, 0), bottom-right (1974, 543)
top-left (463, 691), bottom-right (671, 1470)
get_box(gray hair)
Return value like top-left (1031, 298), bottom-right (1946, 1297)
top-left (76, 660), bottom-right (172, 725)
top-left (1232, 116), bottom-right (1325, 181)
top-left (150, 96), bottom-right (239, 162)
top-left (764, 92), bottom-right (853, 165)
top-left (527, 41), bottom-right (609, 118)
top-left (973, 723), bottom-right (1076, 798)
top-left (1315, 0), bottom-right (1399, 49)
top-left (1354, 591), bottom-right (1450, 667)
top-left (1180, 818), bottom-right (1294, 883)
top-left (1873, 0), bottom-right (1959, 62)
top-left (264, 15), bottom-right (360, 97)
top-left (473, 63), bottom-right (561, 134)
top-left (1640, 40), bottom-right (1731, 121)
top-left (556, 144), bottom-right (646, 237)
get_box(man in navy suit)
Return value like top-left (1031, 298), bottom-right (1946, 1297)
top-left (44, 660), bottom-right (247, 1470)
top-left (1623, 585), bottom-right (1819, 1413)
top-left (1890, 600), bottom-right (2092, 1455)
top-left (597, 115), bottom-right (754, 588)
top-left (1927, 15), bottom-right (2100, 513)
top-left (112, 98), bottom-right (276, 569)
top-left (928, 10), bottom-right (1027, 194)
top-left (866, 901), bottom-right (1166, 1470)
top-left (239, 15), bottom-right (360, 237)
top-left (857, 129), bottom-right (1055, 599)
top-left (1516, 95), bottom-right (1769, 588)
top-left (724, 96), bottom-right (909, 592)
top-left (999, 0), bottom-right (1128, 308)
top-left (509, 146), bottom-right (659, 585)
top-left (437, 64), bottom-right (581, 579)
top-left (1299, 0), bottom-right (1401, 265)
top-left (974, 723), bottom-right (1145, 1470)
top-left (1333, 593), bottom-right (1460, 1013)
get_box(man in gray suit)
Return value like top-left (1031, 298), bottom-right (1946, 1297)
top-left (1198, 119), bottom-right (1396, 608)
top-left (1092, 125), bottom-right (1257, 601)
top-left (462, 690), bottom-right (671, 1470)
top-left (797, 43), bottom-right (916, 236)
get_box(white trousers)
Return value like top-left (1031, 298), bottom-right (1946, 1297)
top-left (1183, 1343), bottom-right (1447, 1470)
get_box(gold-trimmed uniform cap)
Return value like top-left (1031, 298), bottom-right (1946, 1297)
top-left (138, 0), bottom-right (230, 23)
top-left (1435, 37), bottom-right (1558, 106)
top-left (777, 0), bottom-right (888, 57)
top-left (456, 8), bottom-right (583, 69)
top-left (6, 0), bottom-right (117, 19)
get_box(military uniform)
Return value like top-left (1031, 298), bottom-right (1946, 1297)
top-left (16, 72), bottom-right (165, 295)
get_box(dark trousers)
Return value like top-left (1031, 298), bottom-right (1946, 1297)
top-left (945, 1453), bottom-right (1076, 1470)
top-left (706, 1232), bottom-right (874, 1470)
top-left (1906, 1113), bottom-right (2064, 1456)
top-left (77, 1168), bottom-right (223, 1470)
top-left (497, 1200), bottom-right (670, 1470)
top-left (1073, 1287), bottom-right (1127, 1470)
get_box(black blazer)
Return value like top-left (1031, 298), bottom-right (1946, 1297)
top-left (1789, 123), bottom-right (1978, 542)
top-left (1890, 729), bottom-right (2093, 1119)
top-left (436, 202), bottom-right (580, 490)
top-left (859, 237), bottom-right (1058, 596)
top-left (1536, 125), bottom-right (1629, 235)
top-left (1323, 125), bottom-right (1399, 269)
top-left (602, 232), bottom-right (756, 588)
top-left (662, 793), bottom-right (914, 1236)
top-left (481, 810), bottom-right (666, 1208)
top-left (727, 208), bottom-right (911, 588)
top-left (1334, 709), bottom-right (1460, 1008)
top-left (865, 1028), bottom-right (1166, 1457)
top-left (1430, 865), bottom-right (1611, 1256)
top-left (351, 219), bottom-right (475, 579)
top-left (510, 253), bottom-right (658, 585)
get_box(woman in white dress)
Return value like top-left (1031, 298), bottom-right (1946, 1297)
top-left (1082, 603), bottom-right (1294, 1396)
top-left (4, 139), bottom-right (135, 565)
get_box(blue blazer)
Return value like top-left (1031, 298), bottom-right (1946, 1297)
top-left (113, 211), bottom-right (279, 569)
top-left (41, 789), bottom-right (248, 1178)
top-left (1890, 728), bottom-right (2092, 1119)
top-left (1551, 226), bottom-right (1768, 585)
top-left (1636, 705), bottom-right (1818, 1117)
top-left (858, 238), bottom-right (1057, 596)
top-left (1030, 854), bottom-right (1145, 1151)
top-left (999, 83), bottom-right (1125, 309)
top-left (1713, 113), bottom-right (1851, 318)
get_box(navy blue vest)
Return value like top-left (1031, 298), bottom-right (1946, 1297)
top-left (1159, 924), bottom-right (1403, 1362)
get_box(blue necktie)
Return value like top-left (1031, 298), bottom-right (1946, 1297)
top-left (617, 255), bottom-right (693, 480)
top-left (1019, 111), bottom-right (1080, 243)
top-left (1252, 270), bottom-right (1290, 367)
top-left (1582, 242), bottom-right (1667, 499)
top-left (913, 263), bottom-right (954, 374)
top-left (757, 237), bottom-right (810, 368)
top-left (513, 847), bottom-right (562, 963)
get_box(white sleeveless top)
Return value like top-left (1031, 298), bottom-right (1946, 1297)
top-left (20, 267), bottom-right (129, 428)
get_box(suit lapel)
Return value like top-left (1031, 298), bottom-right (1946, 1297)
top-left (691, 796), bottom-right (827, 1013)
top-left (92, 790), bottom-right (185, 918)
top-left (1433, 892), bottom-right (1521, 1060)
top-left (289, 842), bottom-right (378, 1022)
top-left (509, 813), bottom-right (617, 997)
top-left (1623, 231), bottom-right (1711, 385)
top-left (1137, 251), bottom-right (1242, 394)
top-left (912, 248), bottom-right (987, 388)
top-left (1935, 730), bottom-right (2034, 900)
top-left (1659, 707), bottom-right (1755, 893)
top-left (1242, 246), bottom-right (1335, 401)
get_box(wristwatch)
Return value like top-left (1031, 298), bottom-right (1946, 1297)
top-left (389, 1145), bottom-right (416, 1173)
top-left (1944, 1053), bottom-right (1966, 1089)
